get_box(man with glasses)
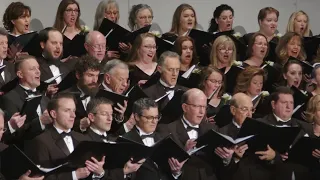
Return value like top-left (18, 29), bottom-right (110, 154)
top-left (84, 31), bottom-right (109, 63)
top-left (158, 88), bottom-right (235, 180)
top-left (122, 98), bottom-right (185, 180)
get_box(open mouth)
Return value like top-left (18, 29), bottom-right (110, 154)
top-left (53, 50), bottom-right (60, 56)
top-left (293, 80), bottom-right (299, 87)
top-left (223, 54), bottom-right (229, 58)
top-left (147, 54), bottom-right (154, 58)
top-left (185, 54), bottom-right (191, 58)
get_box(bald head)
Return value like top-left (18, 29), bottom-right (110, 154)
top-left (84, 31), bottom-right (106, 62)
top-left (230, 93), bottom-right (253, 125)
top-left (182, 88), bottom-right (207, 104)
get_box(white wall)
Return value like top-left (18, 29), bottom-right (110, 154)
top-left (0, 0), bottom-right (319, 35)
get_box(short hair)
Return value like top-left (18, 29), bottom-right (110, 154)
top-left (286, 11), bottom-right (310, 37)
top-left (270, 86), bottom-right (293, 103)
top-left (75, 55), bottom-right (101, 77)
top-left (208, 4), bottom-right (234, 33)
top-left (305, 95), bottom-right (320, 123)
top-left (173, 36), bottom-right (198, 66)
top-left (229, 96), bottom-right (238, 107)
top-left (128, 4), bottom-right (153, 31)
top-left (127, 33), bottom-right (157, 63)
top-left (169, 4), bottom-right (197, 35)
top-left (198, 66), bottom-right (225, 98)
top-left (234, 66), bottom-right (265, 94)
top-left (38, 27), bottom-right (62, 43)
top-left (53, 0), bottom-right (81, 32)
top-left (86, 97), bottom-right (114, 114)
top-left (258, 7), bottom-right (279, 24)
top-left (246, 32), bottom-right (269, 59)
top-left (93, 0), bottom-right (120, 30)
top-left (0, 27), bottom-right (8, 37)
top-left (132, 98), bottom-right (158, 115)
top-left (2, 2), bottom-right (31, 32)
top-left (158, 51), bottom-right (180, 67)
top-left (210, 35), bottom-right (236, 67)
top-left (275, 32), bottom-right (306, 64)
top-left (14, 55), bottom-right (37, 73)
top-left (102, 59), bottom-right (128, 74)
top-left (47, 93), bottom-right (76, 116)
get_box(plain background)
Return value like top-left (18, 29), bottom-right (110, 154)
top-left (0, 0), bottom-right (319, 35)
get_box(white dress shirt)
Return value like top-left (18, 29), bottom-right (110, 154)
top-left (49, 64), bottom-right (62, 84)
top-left (0, 59), bottom-right (5, 81)
top-left (136, 126), bottom-right (155, 147)
top-left (159, 79), bottom-right (175, 100)
top-left (77, 86), bottom-right (91, 110)
top-left (90, 126), bottom-right (108, 143)
top-left (182, 116), bottom-right (199, 139)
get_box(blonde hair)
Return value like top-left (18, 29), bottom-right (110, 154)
top-left (286, 11), bottom-right (310, 37)
top-left (93, 0), bottom-right (120, 30)
top-left (210, 35), bottom-right (236, 67)
top-left (306, 95), bottom-right (320, 123)
top-left (126, 33), bottom-right (157, 63)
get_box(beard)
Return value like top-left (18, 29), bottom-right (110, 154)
top-left (78, 77), bottom-right (99, 97)
top-left (43, 49), bottom-right (63, 66)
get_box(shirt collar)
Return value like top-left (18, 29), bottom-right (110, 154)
top-left (77, 85), bottom-right (86, 96)
top-left (0, 59), bottom-right (3, 66)
top-left (19, 84), bottom-right (36, 92)
top-left (54, 125), bottom-right (71, 134)
top-left (136, 126), bottom-right (154, 136)
top-left (273, 113), bottom-right (291, 122)
top-left (90, 126), bottom-right (107, 137)
top-left (102, 82), bottom-right (113, 92)
top-left (232, 119), bottom-right (241, 129)
top-left (159, 79), bottom-right (175, 88)
top-left (182, 116), bottom-right (199, 129)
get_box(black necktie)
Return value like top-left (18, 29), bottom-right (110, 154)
top-left (182, 119), bottom-right (199, 132)
top-left (141, 133), bottom-right (155, 140)
top-left (100, 135), bottom-right (108, 141)
top-left (60, 132), bottom-right (71, 138)
top-left (80, 94), bottom-right (89, 100)
top-left (22, 88), bottom-right (38, 96)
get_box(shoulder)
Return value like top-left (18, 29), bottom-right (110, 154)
top-left (72, 131), bottom-right (91, 141)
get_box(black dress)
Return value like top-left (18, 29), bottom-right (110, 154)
top-left (129, 65), bottom-right (157, 87)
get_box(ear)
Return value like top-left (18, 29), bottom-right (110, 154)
top-left (157, 65), bottom-right (162, 73)
top-left (11, 20), bottom-right (15, 25)
top-left (75, 72), bottom-right (80, 80)
top-left (271, 100), bottom-right (275, 110)
top-left (84, 42), bottom-right (89, 52)
top-left (49, 110), bottom-right (57, 120)
top-left (258, 19), bottom-right (262, 26)
top-left (230, 106), bottom-right (236, 116)
top-left (104, 73), bottom-right (111, 84)
top-left (283, 73), bottom-right (287, 80)
top-left (88, 113), bottom-right (95, 123)
top-left (312, 78), bottom-right (317, 85)
top-left (40, 42), bottom-right (45, 50)
top-left (134, 113), bottom-right (140, 123)
top-left (182, 103), bottom-right (188, 113)
top-left (215, 18), bottom-right (219, 24)
top-left (16, 70), bottom-right (23, 79)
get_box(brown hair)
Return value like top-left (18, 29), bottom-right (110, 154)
top-left (173, 36), bottom-right (198, 66)
top-left (126, 33), bottom-right (157, 63)
top-left (53, 0), bottom-right (81, 32)
top-left (275, 32), bottom-right (306, 65)
top-left (305, 95), bottom-right (320, 123)
top-left (199, 66), bottom-right (225, 97)
top-left (258, 7), bottom-right (279, 23)
top-left (169, 4), bottom-right (197, 35)
top-left (2, 2), bottom-right (31, 32)
top-left (246, 32), bottom-right (269, 59)
top-left (234, 66), bottom-right (265, 94)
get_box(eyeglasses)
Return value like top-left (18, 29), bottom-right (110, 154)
top-left (218, 49), bottom-right (234, 53)
top-left (89, 44), bottom-right (108, 51)
top-left (185, 103), bottom-right (207, 110)
top-left (65, 9), bottom-right (80, 14)
top-left (206, 79), bottom-right (223, 84)
top-left (0, 128), bottom-right (7, 133)
top-left (254, 42), bottom-right (268, 47)
top-left (234, 106), bottom-right (256, 113)
top-left (106, 11), bottom-right (118, 16)
top-left (0, 41), bottom-right (8, 46)
top-left (138, 16), bottom-right (154, 20)
top-left (143, 45), bottom-right (157, 50)
top-left (140, 114), bottom-right (162, 122)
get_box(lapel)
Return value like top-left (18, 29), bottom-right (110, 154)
top-left (38, 57), bottom-right (54, 81)
top-left (50, 127), bottom-right (71, 156)
top-left (3, 61), bottom-right (13, 84)
top-left (176, 118), bottom-right (191, 145)
top-left (71, 131), bottom-right (81, 148)
top-left (14, 85), bottom-right (28, 103)
top-left (69, 85), bottom-right (87, 118)
top-left (87, 128), bottom-right (103, 142)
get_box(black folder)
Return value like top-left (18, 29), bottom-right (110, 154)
top-left (57, 71), bottom-right (77, 92)
top-left (160, 89), bottom-right (185, 123)
top-left (20, 95), bottom-right (42, 120)
top-left (140, 71), bottom-right (161, 89)
top-left (213, 104), bottom-right (233, 128)
top-left (303, 35), bottom-right (320, 63)
top-left (62, 34), bottom-right (87, 58)
top-left (177, 65), bottom-right (202, 88)
top-left (125, 85), bottom-right (148, 116)
top-left (95, 89), bottom-right (129, 106)
top-left (8, 31), bottom-right (41, 57)
top-left (0, 77), bottom-right (19, 93)
top-left (38, 73), bottom-right (63, 92)
top-left (224, 65), bottom-right (243, 94)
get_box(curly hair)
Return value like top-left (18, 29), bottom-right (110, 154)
top-left (2, 2), bottom-right (31, 32)
top-left (208, 4), bottom-right (234, 33)
top-left (234, 66), bottom-right (265, 94)
top-left (75, 54), bottom-right (101, 77)
top-left (128, 4), bottom-right (153, 31)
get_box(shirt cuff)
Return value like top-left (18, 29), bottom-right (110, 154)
top-left (8, 121), bottom-right (16, 134)
top-left (123, 123), bottom-right (129, 133)
top-left (222, 158), bottom-right (232, 166)
top-left (172, 171), bottom-right (182, 179)
top-left (72, 171), bottom-right (78, 180)
top-left (92, 170), bottom-right (105, 179)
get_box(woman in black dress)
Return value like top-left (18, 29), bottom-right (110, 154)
top-left (208, 4), bottom-right (234, 33)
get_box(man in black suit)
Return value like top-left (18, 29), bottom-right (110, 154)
top-left (0, 28), bottom-right (16, 90)
top-left (219, 93), bottom-right (279, 180)
top-left (157, 88), bottom-right (235, 180)
top-left (0, 55), bottom-right (52, 143)
top-left (63, 55), bottom-right (100, 131)
top-left (85, 97), bottom-right (144, 179)
top-left (257, 87), bottom-right (313, 180)
top-left (24, 93), bottom-right (106, 180)
top-left (122, 98), bottom-right (185, 180)
top-left (37, 27), bottom-right (72, 96)
top-left (84, 31), bottom-right (108, 63)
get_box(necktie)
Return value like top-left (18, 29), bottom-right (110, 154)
top-left (141, 133), bottom-right (155, 140)
top-left (100, 135), bottom-right (108, 141)
top-left (22, 88), bottom-right (38, 96)
top-left (182, 119), bottom-right (199, 132)
top-left (60, 132), bottom-right (72, 138)
top-left (80, 94), bottom-right (89, 100)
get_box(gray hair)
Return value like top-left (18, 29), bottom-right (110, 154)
top-left (158, 51), bottom-right (180, 67)
top-left (128, 4), bottom-right (153, 31)
top-left (93, 0), bottom-right (120, 30)
top-left (132, 98), bottom-right (158, 115)
top-left (0, 27), bottom-right (8, 36)
top-left (102, 59), bottom-right (128, 74)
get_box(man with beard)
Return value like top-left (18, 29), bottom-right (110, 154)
top-left (37, 27), bottom-right (73, 96)
top-left (63, 55), bottom-right (100, 132)
top-left (84, 31), bottom-right (108, 63)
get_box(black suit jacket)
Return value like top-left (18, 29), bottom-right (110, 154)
top-left (0, 143), bottom-right (8, 180)
top-left (157, 118), bottom-right (234, 180)
top-left (24, 127), bottom-right (90, 180)
top-left (37, 56), bottom-right (70, 83)
top-left (0, 85), bottom-right (49, 143)
top-left (121, 128), bottom-right (175, 180)
top-left (0, 61), bottom-right (15, 88)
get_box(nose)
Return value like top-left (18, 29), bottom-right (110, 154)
top-left (70, 111), bottom-right (76, 118)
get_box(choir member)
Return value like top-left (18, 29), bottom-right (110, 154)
top-left (286, 11), bottom-right (312, 37)
top-left (157, 88), bottom-right (235, 180)
top-left (85, 97), bottom-right (145, 179)
top-left (311, 64), bottom-right (320, 96)
top-left (243, 33), bottom-right (269, 67)
top-left (122, 97), bottom-right (185, 180)
top-left (162, 4), bottom-right (197, 42)
top-left (84, 31), bottom-right (108, 62)
top-left (0, 28), bottom-right (16, 90)
top-left (64, 55), bottom-right (100, 131)
top-left (173, 36), bottom-right (198, 72)
top-left (0, 55), bottom-right (52, 142)
top-left (258, 87), bottom-right (313, 180)
top-left (281, 59), bottom-right (303, 88)
top-left (143, 51), bottom-right (188, 108)
top-left (208, 4), bottom-right (234, 33)
top-left (128, 4), bottom-right (154, 31)
top-left (210, 35), bottom-right (236, 71)
top-left (275, 32), bottom-right (306, 65)
top-left (127, 33), bottom-right (158, 86)
top-left (93, 0), bottom-right (120, 29)
top-left (24, 93), bottom-right (104, 180)
top-left (198, 66), bottom-right (226, 121)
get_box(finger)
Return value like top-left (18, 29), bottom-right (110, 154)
top-left (24, 170), bottom-right (32, 176)
top-left (255, 151), bottom-right (266, 155)
top-left (91, 157), bottom-right (99, 164)
top-left (116, 103), bottom-right (125, 109)
top-left (258, 155), bottom-right (267, 160)
top-left (85, 161), bottom-right (98, 170)
top-left (101, 156), bottom-right (106, 162)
